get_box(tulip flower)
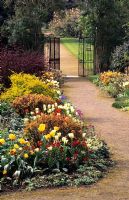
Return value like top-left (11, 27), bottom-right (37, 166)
top-left (9, 133), bottom-right (16, 141)
top-left (38, 124), bottom-right (46, 132)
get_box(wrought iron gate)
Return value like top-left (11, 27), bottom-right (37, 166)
top-left (78, 37), bottom-right (95, 76)
top-left (44, 37), bottom-right (60, 70)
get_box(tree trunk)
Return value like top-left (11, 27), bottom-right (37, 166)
top-left (94, 30), bottom-right (111, 73)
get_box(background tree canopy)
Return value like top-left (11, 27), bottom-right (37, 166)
top-left (0, 0), bottom-right (129, 71)
top-left (0, 0), bottom-right (66, 49)
top-left (79, 0), bottom-right (129, 72)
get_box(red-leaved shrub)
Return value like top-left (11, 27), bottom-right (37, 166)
top-left (0, 47), bottom-right (47, 87)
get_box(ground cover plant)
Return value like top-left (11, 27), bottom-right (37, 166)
top-left (0, 71), bottom-right (113, 193)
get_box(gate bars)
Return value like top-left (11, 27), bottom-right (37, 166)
top-left (78, 37), bottom-right (95, 76)
top-left (44, 37), bottom-right (60, 70)
top-left (44, 36), bottom-right (95, 76)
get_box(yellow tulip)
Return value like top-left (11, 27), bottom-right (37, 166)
top-left (18, 138), bottom-right (26, 145)
top-left (14, 144), bottom-right (20, 149)
top-left (30, 150), bottom-right (34, 155)
top-left (9, 133), bottom-right (16, 141)
top-left (0, 138), bottom-right (5, 145)
top-left (23, 153), bottom-right (29, 159)
top-left (54, 126), bottom-right (60, 131)
top-left (10, 148), bottom-right (16, 155)
top-left (38, 124), bottom-right (46, 132)
top-left (44, 134), bottom-right (51, 140)
top-left (50, 130), bottom-right (56, 137)
top-left (3, 170), bottom-right (7, 175)
top-left (26, 141), bottom-right (31, 147)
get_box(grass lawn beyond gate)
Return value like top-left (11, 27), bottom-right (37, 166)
top-left (61, 37), bottom-right (94, 73)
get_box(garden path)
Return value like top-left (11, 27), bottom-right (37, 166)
top-left (60, 44), bottom-right (78, 76)
top-left (1, 46), bottom-right (129, 200)
top-left (2, 78), bottom-right (129, 200)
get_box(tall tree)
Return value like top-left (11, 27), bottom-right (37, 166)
top-left (80, 0), bottom-right (128, 72)
top-left (1, 0), bottom-right (66, 49)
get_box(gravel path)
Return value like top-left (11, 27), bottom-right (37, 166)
top-left (1, 78), bottom-right (129, 200)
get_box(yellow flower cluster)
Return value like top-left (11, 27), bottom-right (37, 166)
top-left (39, 125), bottom-right (61, 141)
top-left (100, 71), bottom-right (122, 85)
top-left (0, 138), bottom-right (5, 145)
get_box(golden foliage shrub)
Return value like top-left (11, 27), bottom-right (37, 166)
top-left (0, 73), bottom-right (56, 102)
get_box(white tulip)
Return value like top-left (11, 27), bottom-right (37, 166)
top-left (35, 148), bottom-right (40, 152)
top-left (57, 90), bottom-right (61, 95)
top-left (82, 133), bottom-right (87, 138)
top-left (55, 135), bottom-right (59, 141)
top-left (36, 115), bottom-right (40, 118)
top-left (55, 103), bottom-right (58, 107)
top-left (43, 104), bottom-right (46, 110)
top-left (47, 146), bottom-right (53, 151)
top-left (68, 133), bottom-right (74, 139)
top-left (24, 118), bottom-right (29, 123)
top-left (57, 132), bottom-right (61, 137)
top-left (35, 108), bottom-right (39, 112)
top-left (66, 110), bottom-right (70, 115)
top-left (62, 137), bottom-right (68, 144)
top-left (48, 104), bottom-right (51, 109)
top-left (47, 109), bottom-right (52, 113)
top-left (33, 116), bottom-right (37, 120)
top-left (30, 111), bottom-right (34, 115)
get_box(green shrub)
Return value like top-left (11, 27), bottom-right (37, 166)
top-left (111, 41), bottom-right (129, 72)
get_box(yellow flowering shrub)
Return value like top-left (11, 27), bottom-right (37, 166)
top-left (0, 73), bottom-right (57, 102)
top-left (100, 71), bottom-right (122, 85)
top-left (96, 71), bottom-right (129, 97)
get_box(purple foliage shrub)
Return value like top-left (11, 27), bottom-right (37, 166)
top-left (0, 47), bottom-right (47, 88)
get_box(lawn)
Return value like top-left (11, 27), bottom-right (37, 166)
top-left (61, 37), bottom-right (79, 59)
